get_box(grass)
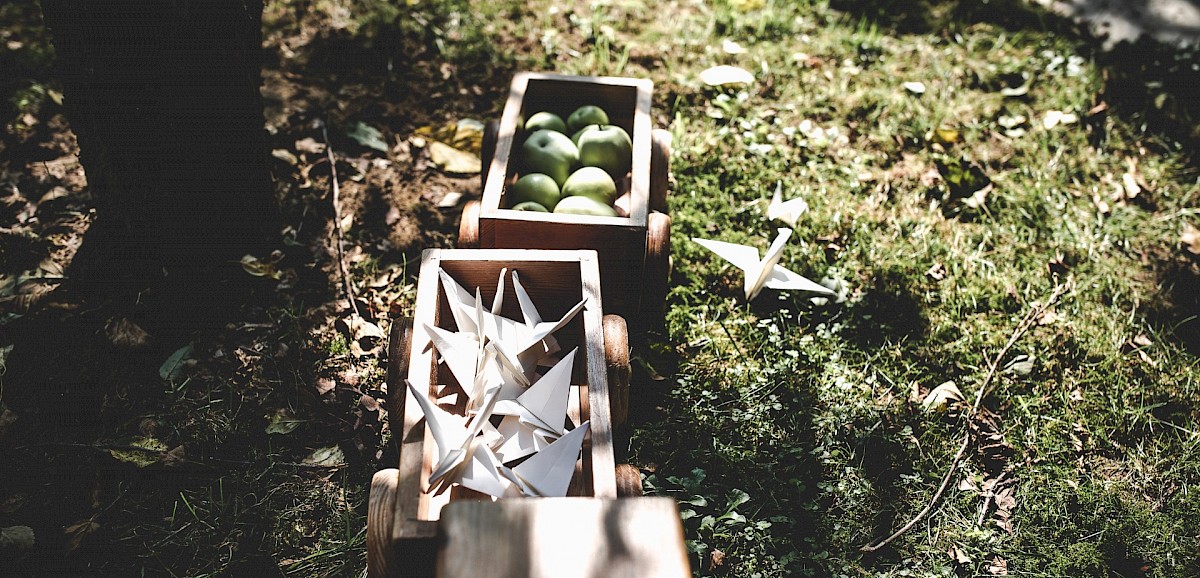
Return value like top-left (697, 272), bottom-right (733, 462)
top-left (2, 0), bottom-right (1199, 576)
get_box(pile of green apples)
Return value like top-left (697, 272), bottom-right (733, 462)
top-left (507, 104), bottom-right (633, 217)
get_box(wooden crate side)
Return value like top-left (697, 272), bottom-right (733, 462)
top-left (393, 249), bottom-right (444, 540)
top-left (478, 217), bottom-right (648, 317)
top-left (394, 249), bottom-right (615, 539)
top-left (578, 252), bottom-right (617, 499)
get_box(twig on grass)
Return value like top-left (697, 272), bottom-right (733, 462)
top-left (321, 122), bottom-right (360, 319)
top-left (860, 279), bottom-right (1072, 553)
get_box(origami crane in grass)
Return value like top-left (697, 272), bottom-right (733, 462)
top-left (693, 227), bottom-right (836, 301)
top-left (767, 181), bottom-right (809, 228)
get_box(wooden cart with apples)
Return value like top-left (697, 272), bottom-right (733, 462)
top-left (458, 72), bottom-right (673, 330)
top-left (368, 249), bottom-right (644, 578)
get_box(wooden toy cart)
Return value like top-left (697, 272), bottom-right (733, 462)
top-left (369, 249), bottom-right (643, 578)
top-left (458, 72), bottom-right (672, 328)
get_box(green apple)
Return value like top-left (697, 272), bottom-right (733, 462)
top-left (567, 105), bottom-right (609, 133)
top-left (509, 173), bottom-right (562, 210)
top-left (521, 129), bottom-right (579, 186)
top-left (561, 166), bottom-right (617, 205)
top-left (571, 124), bottom-right (599, 146)
top-left (577, 125), bottom-right (633, 178)
top-left (525, 111), bottom-right (567, 134)
top-left (511, 201), bottom-right (549, 212)
top-left (553, 195), bottom-right (618, 217)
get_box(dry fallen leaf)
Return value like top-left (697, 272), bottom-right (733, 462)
top-left (987, 556), bottom-right (1009, 575)
top-left (240, 254), bottom-right (283, 280)
top-left (266, 407), bottom-right (303, 435)
top-left (315, 377), bottom-right (336, 395)
top-left (700, 65), bottom-right (755, 86)
top-left (304, 445), bottom-right (346, 467)
top-left (64, 518), bottom-right (98, 553)
top-left (295, 137), bottom-right (326, 154)
top-left (271, 148), bottom-right (299, 165)
top-left (1181, 223), bottom-right (1200, 257)
top-left (949, 544), bottom-right (972, 564)
top-left (709, 549), bottom-right (726, 569)
top-left (922, 381), bottom-right (964, 412)
top-left (1042, 110), bottom-right (1078, 129)
top-left (1, 525), bottom-right (35, 552)
top-left (108, 436), bottom-right (168, 467)
top-left (337, 314), bottom-right (386, 357)
top-left (106, 317), bottom-right (151, 351)
top-left (721, 39), bottom-right (747, 54)
top-left (429, 141), bottom-right (481, 175)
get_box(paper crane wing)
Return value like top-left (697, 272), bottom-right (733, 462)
top-left (493, 415), bottom-right (557, 463)
top-left (493, 348), bottom-right (576, 435)
top-left (456, 441), bottom-right (513, 498)
top-left (404, 379), bottom-right (468, 473)
top-left (424, 324), bottom-right (481, 394)
top-left (767, 181), bottom-right (808, 228)
top-left (512, 270), bottom-right (542, 327)
top-left (491, 268), bottom-right (507, 315)
top-left (692, 237), bottom-right (763, 273)
top-left (510, 421), bottom-right (590, 497)
top-left (438, 269), bottom-right (480, 335)
top-left (695, 229), bottom-right (830, 300)
top-left (527, 299), bottom-right (586, 346)
top-left (762, 265), bottom-right (836, 296)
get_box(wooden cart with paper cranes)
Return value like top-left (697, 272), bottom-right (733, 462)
top-left (457, 72), bottom-right (673, 330)
top-left (368, 249), bottom-right (650, 578)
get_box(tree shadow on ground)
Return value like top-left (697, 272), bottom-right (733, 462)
top-left (831, 0), bottom-right (1200, 166)
top-left (1148, 248), bottom-right (1200, 355)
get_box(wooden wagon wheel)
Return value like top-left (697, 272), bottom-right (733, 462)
top-left (615, 463), bottom-right (645, 497)
top-left (457, 200), bottom-right (481, 249)
top-left (603, 314), bottom-right (631, 428)
top-left (643, 211), bottom-right (672, 326)
top-left (385, 316), bottom-right (415, 438)
top-left (650, 128), bottom-right (672, 214)
top-left (480, 119), bottom-right (500, 190)
top-left (367, 468), bottom-right (400, 578)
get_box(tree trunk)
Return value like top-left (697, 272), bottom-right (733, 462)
top-left (40, 0), bottom-right (276, 320)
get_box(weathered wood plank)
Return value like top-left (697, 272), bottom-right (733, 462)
top-left (435, 497), bottom-right (690, 578)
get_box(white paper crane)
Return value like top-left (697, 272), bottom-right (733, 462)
top-left (404, 379), bottom-right (513, 498)
top-left (505, 421), bottom-right (590, 497)
top-left (767, 181), bottom-right (809, 228)
top-left (693, 227), bottom-right (836, 301)
top-left (407, 267), bottom-right (591, 499)
top-left (492, 348), bottom-right (577, 462)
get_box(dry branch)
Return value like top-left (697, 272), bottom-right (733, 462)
top-left (860, 280), bottom-right (1072, 552)
top-left (322, 123), bottom-right (360, 319)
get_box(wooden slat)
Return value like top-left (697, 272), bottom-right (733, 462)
top-left (435, 497), bottom-right (691, 578)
